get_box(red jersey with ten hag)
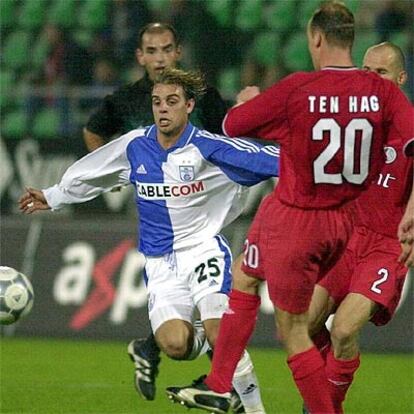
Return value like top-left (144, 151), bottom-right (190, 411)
top-left (355, 123), bottom-right (413, 238)
top-left (223, 67), bottom-right (414, 209)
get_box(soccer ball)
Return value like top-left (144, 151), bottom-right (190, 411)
top-left (0, 266), bottom-right (34, 325)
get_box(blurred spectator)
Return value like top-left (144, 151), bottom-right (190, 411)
top-left (80, 58), bottom-right (121, 112)
top-left (31, 24), bottom-right (93, 86)
top-left (375, 0), bottom-right (407, 42)
top-left (107, 0), bottom-right (151, 69)
top-left (27, 24), bottom-right (94, 137)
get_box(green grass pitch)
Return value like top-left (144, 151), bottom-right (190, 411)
top-left (0, 338), bottom-right (412, 413)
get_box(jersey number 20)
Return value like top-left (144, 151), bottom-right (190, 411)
top-left (313, 118), bottom-right (373, 184)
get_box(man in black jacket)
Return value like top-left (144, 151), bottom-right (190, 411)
top-left (83, 22), bottom-right (227, 151)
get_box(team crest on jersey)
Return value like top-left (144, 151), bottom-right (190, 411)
top-left (384, 146), bottom-right (397, 164)
top-left (179, 165), bottom-right (195, 181)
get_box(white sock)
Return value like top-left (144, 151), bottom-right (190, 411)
top-left (186, 320), bottom-right (209, 360)
top-left (232, 350), bottom-right (266, 414)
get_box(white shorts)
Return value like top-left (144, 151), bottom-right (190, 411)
top-left (144, 235), bottom-right (232, 333)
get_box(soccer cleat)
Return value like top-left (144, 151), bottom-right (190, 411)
top-left (127, 338), bottom-right (161, 401)
top-left (230, 390), bottom-right (245, 413)
top-left (166, 375), bottom-right (231, 414)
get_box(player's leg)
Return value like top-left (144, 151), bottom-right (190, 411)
top-left (308, 284), bottom-right (336, 360)
top-left (128, 254), bottom-right (199, 400)
top-left (327, 229), bottom-right (408, 412)
top-left (326, 293), bottom-right (374, 412)
top-left (201, 293), bottom-right (266, 414)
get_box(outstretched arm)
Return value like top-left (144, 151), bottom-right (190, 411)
top-left (19, 187), bottom-right (50, 214)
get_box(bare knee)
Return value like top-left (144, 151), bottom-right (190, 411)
top-left (155, 321), bottom-right (193, 360)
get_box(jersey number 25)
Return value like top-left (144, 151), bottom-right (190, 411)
top-left (313, 118), bottom-right (373, 185)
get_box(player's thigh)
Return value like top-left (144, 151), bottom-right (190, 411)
top-left (145, 256), bottom-right (194, 334)
top-left (186, 235), bottom-right (233, 304)
top-left (331, 293), bottom-right (377, 339)
top-left (233, 254), bottom-right (262, 294)
top-left (350, 236), bottom-right (408, 325)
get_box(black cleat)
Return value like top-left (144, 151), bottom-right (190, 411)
top-left (166, 375), bottom-right (231, 414)
top-left (127, 338), bottom-right (161, 401)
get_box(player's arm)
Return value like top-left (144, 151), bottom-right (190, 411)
top-left (83, 128), bottom-right (106, 152)
top-left (198, 134), bottom-right (279, 186)
top-left (20, 133), bottom-right (136, 213)
top-left (83, 93), bottom-right (122, 152)
top-left (222, 74), bottom-right (297, 141)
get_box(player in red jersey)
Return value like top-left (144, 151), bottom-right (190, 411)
top-left (166, 2), bottom-right (414, 414)
top-left (304, 41), bottom-right (413, 413)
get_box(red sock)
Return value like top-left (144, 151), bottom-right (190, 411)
top-left (204, 289), bottom-right (260, 393)
top-left (326, 348), bottom-right (360, 413)
top-left (288, 346), bottom-right (335, 414)
top-left (312, 326), bottom-right (331, 362)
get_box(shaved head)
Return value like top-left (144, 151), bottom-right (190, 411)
top-left (363, 42), bottom-right (407, 87)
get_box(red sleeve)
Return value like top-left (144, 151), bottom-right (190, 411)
top-left (223, 73), bottom-right (302, 143)
top-left (383, 80), bottom-right (414, 156)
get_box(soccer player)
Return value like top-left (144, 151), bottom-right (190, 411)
top-left (167, 2), bottom-right (414, 413)
top-left (304, 41), bottom-right (414, 413)
top-left (83, 22), bottom-right (227, 151)
top-left (83, 22), bottom-right (228, 404)
top-left (19, 68), bottom-right (274, 414)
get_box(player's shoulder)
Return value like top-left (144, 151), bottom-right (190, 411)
top-left (193, 129), bottom-right (272, 153)
top-left (109, 77), bottom-right (150, 100)
top-left (120, 127), bottom-right (149, 145)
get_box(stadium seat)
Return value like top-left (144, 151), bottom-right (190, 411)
top-left (2, 31), bottom-right (31, 70)
top-left (31, 34), bottom-right (51, 72)
top-left (1, 0), bottom-right (17, 29)
top-left (2, 109), bottom-right (28, 139)
top-left (389, 31), bottom-right (410, 51)
top-left (205, 0), bottom-right (233, 28)
top-left (266, 1), bottom-right (296, 33)
top-left (47, 0), bottom-right (77, 28)
top-left (253, 32), bottom-right (281, 67)
top-left (283, 33), bottom-right (312, 72)
top-left (353, 32), bottom-right (378, 67)
top-left (0, 70), bottom-right (15, 110)
top-left (18, 0), bottom-right (47, 30)
top-left (218, 67), bottom-right (241, 99)
top-left (79, 0), bottom-right (108, 30)
top-left (32, 108), bottom-right (61, 139)
top-left (235, 0), bottom-right (263, 31)
top-left (146, 0), bottom-right (170, 14)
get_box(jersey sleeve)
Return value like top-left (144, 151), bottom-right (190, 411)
top-left (85, 92), bottom-right (122, 140)
top-left (383, 81), bottom-right (414, 156)
top-left (198, 86), bottom-right (228, 134)
top-left (196, 133), bottom-right (279, 186)
top-left (43, 132), bottom-right (137, 210)
top-left (222, 74), bottom-right (299, 143)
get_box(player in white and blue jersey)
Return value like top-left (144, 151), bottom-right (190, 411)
top-left (19, 68), bottom-right (279, 414)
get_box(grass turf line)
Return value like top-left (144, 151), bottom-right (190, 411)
top-left (0, 337), bottom-right (412, 413)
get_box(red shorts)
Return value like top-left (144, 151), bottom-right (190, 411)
top-left (318, 226), bottom-right (408, 325)
top-left (242, 195), bottom-right (354, 314)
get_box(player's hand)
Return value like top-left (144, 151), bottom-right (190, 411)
top-left (399, 242), bottom-right (414, 268)
top-left (19, 187), bottom-right (50, 214)
top-left (235, 86), bottom-right (261, 105)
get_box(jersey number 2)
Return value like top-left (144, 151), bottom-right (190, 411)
top-left (313, 118), bottom-right (373, 184)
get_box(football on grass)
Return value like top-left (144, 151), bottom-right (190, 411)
top-left (0, 266), bottom-right (34, 325)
